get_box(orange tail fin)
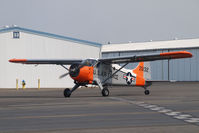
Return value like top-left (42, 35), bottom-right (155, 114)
top-left (133, 62), bottom-right (144, 78)
top-left (133, 62), bottom-right (151, 86)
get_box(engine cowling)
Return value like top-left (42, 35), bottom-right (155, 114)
top-left (69, 64), bottom-right (94, 84)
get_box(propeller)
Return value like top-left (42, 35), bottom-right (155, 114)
top-left (59, 60), bottom-right (87, 79)
top-left (59, 72), bottom-right (69, 79)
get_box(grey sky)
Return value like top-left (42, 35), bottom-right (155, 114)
top-left (0, 0), bottom-right (199, 44)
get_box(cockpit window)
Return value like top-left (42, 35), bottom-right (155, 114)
top-left (83, 59), bottom-right (97, 66)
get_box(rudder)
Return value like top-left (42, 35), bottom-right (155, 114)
top-left (133, 62), bottom-right (151, 81)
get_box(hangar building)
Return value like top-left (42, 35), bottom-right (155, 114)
top-left (0, 26), bottom-right (101, 88)
top-left (101, 39), bottom-right (199, 81)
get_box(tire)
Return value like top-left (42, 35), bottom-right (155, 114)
top-left (102, 87), bottom-right (109, 97)
top-left (64, 88), bottom-right (71, 97)
top-left (144, 90), bottom-right (150, 95)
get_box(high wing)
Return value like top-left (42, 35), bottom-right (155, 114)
top-left (9, 51), bottom-right (192, 65)
top-left (9, 59), bottom-right (83, 65)
top-left (99, 51), bottom-right (192, 64)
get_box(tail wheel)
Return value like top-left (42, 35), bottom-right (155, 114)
top-left (64, 88), bottom-right (71, 97)
top-left (102, 87), bottom-right (109, 97)
top-left (144, 90), bottom-right (150, 95)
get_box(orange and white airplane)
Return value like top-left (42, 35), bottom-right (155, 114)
top-left (9, 51), bottom-right (192, 97)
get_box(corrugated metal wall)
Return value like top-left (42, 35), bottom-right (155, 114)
top-left (169, 49), bottom-right (199, 81)
top-left (102, 48), bottom-right (198, 81)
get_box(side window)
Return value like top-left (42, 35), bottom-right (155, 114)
top-left (13, 31), bottom-right (20, 39)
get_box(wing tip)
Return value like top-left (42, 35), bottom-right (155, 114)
top-left (160, 51), bottom-right (192, 58)
top-left (9, 59), bottom-right (27, 63)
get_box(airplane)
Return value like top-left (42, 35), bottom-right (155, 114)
top-left (9, 51), bottom-right (192, 97)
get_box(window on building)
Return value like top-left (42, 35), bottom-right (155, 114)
top-left (13, 31), bottom-right (20, 39)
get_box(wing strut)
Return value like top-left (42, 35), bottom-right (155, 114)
top-left (61, 65), bottom-right (69, 71)
top-left (102, 63), bottom-right (129, 84)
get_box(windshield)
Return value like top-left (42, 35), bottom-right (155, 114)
top-left (83, 59), bottom-right (97, 66)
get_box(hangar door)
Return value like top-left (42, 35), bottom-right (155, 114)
top-left (102, 48), bottom-right (198, 81)
top-left (169, 49), bottom-right (199, 81)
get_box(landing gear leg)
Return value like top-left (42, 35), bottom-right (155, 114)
top-left (94, 78), bottom-right (110, 97)
top-left (64, 84), bottom-right (80, 98)
top-left (144, 86), bottom-right (150, 95)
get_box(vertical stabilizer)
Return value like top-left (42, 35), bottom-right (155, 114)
top-left (133, 62), bottom-right (151, 81)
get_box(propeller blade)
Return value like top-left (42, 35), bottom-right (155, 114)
top-left (59, 72), bottom-right (69, 79)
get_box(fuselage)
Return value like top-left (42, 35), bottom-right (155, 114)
top-left (70, 59), bottom-right (149, 87)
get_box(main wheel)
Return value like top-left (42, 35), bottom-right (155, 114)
top-left (102, 87), bottom-right (109, 97)
top-left (144, 90), bottom-right (150, 95)
top-left (64, 88), bottom-right (71, 97)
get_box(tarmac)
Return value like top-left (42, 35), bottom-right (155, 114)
top-left (0, 82), bottom-right (199, 133)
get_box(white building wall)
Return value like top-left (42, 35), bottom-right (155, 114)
top-left (0, 31), bottom-right (100, 88)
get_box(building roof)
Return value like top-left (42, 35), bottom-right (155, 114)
top-left (0, 26), bottom-right (102, 47)
top-left (102, 38), bottom-right (199, 53)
